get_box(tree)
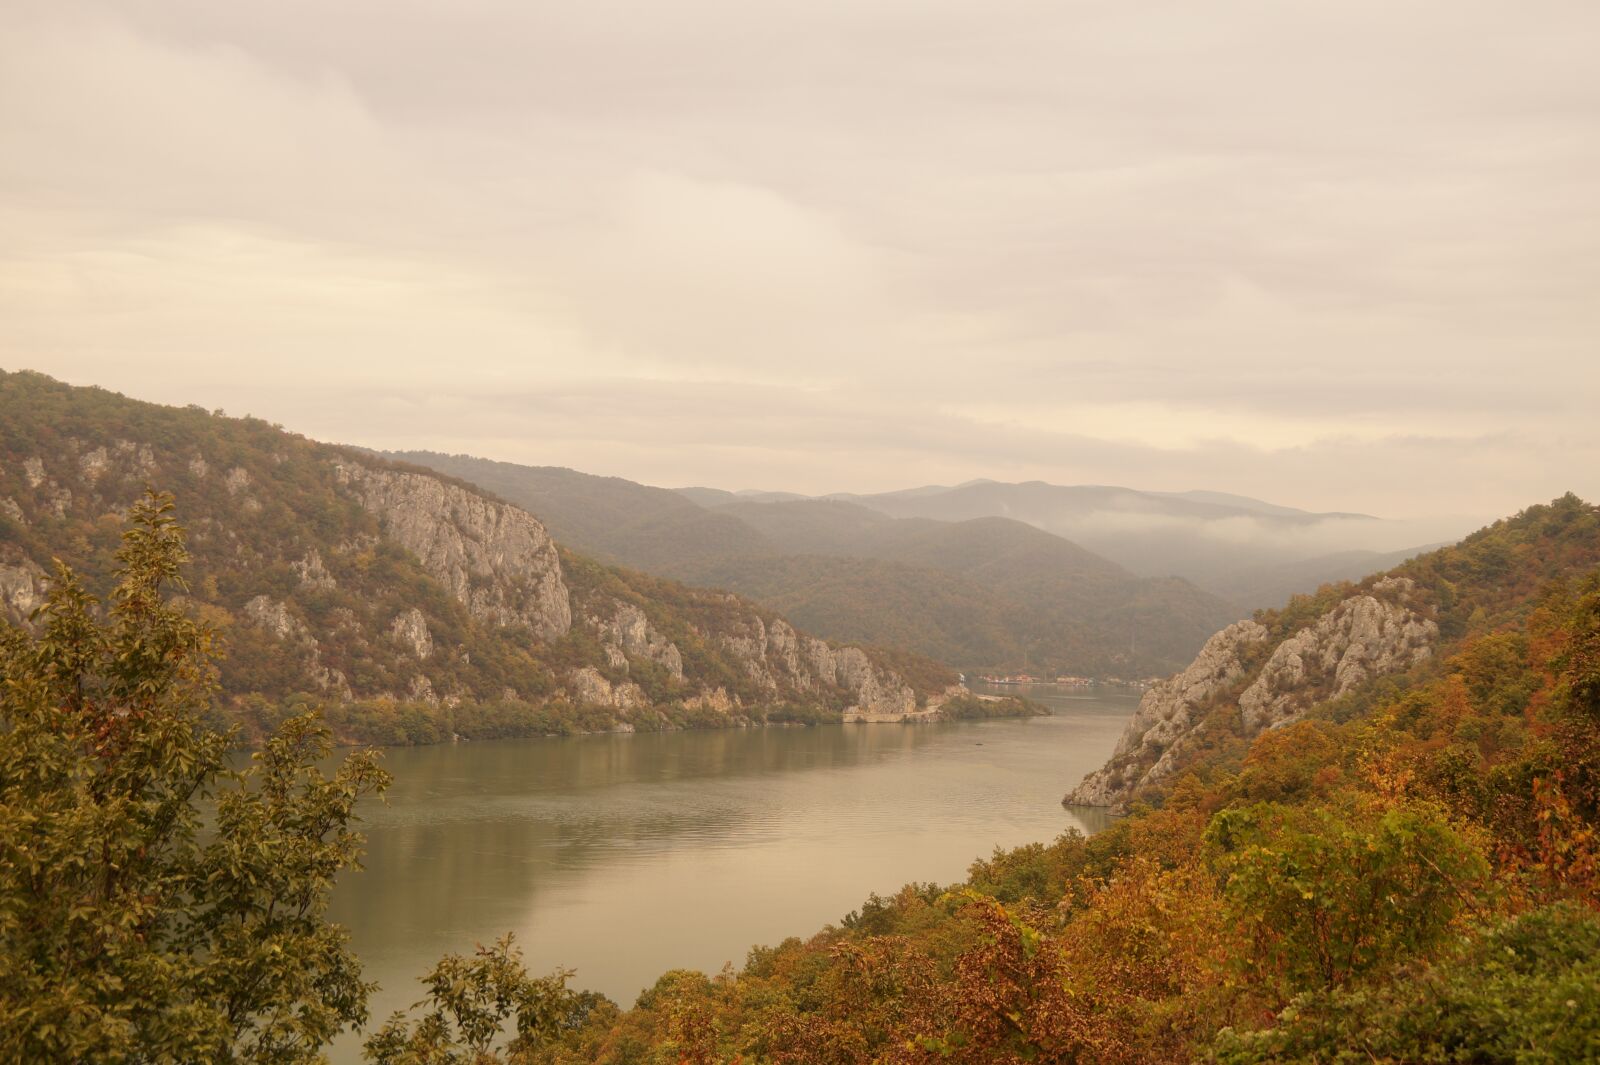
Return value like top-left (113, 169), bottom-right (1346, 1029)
top-left (0, 491), bottom-right (389, 1062)
top-left (363, 933), bottom-right (598, 1064)
top-left (1212, 902), bottom-right (1600, 1065)
top-left (1204, 798), bottom-right (1490, 998)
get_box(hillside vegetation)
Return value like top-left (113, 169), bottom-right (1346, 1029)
top-left (1067, 495), bottom-right (1600, 811)
top-left (0, 372), bottom-right (975, 745)
top-left (395, 452), bottom-right (1243, 677)
top-left (499, 499), bottom-right (1600, 1063)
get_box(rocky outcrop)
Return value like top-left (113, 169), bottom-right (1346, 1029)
top-left (244, 595), bottom-right (312, 643)
top-left (567, 666), bottom-right (648, 710)
top-left (831, 646), bottom-right (917, 716)
top-left (1066, 620), bottom-right (1268, 807)
top-left (594, 600), bottom-right (683, 679)
top-left (407, 673), bottom-right (439, 705)
top-left (717, 615), bottom-right (778, 691)
top-left (389, 607), bottom-right (434, 660)
top-left (242, 595), bottom-right (351, 698)
top-left (709, 608), bottom-right (919, 716)
top-left (685, 687), bottom-right (738, 713)
top-left (293, 548), bottom-right (337, 591)
top-left (19, 457), bottom-right (72, 518)
top-left (79, 446), bottom-right (111, 483)
top-left (0, 558), bottom-right (47, 623)
top-left (334, 461), bottom-right (571, 640)
top-left (1066, 578), bottom-right (1438, 809)
top-left (113, 439), bottom-right (157, 477)
top-left (1238, 578), bottom-right (1436, 732)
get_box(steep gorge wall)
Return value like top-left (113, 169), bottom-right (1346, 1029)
top-left (0, 381), bottom-right (941, 726)
top-left (1067, 577), bottom-right (1438, 809)
top-left (334, 461), bottom-right (573, 640)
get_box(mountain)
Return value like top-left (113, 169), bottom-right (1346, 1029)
top-left (1066, 494), bottom-right (1600, 809)
top-left (682, 501), bottom-right (1238, 675)
top-left (804, 480), bottom-right (1470, 608)
top-left (383, 453), bottom-right (775, 573)
top-left (391, 453), bottom-right (1244, 677)
top-left (0, 372), bottom-right (986, 743)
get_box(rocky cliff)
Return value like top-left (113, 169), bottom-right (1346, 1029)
top-left (0, 371), bottom-right (957, 734)
top-left (334, 461), bottom-right (572, 640)
top-left (1067, 576), bottom-right (1439, 809)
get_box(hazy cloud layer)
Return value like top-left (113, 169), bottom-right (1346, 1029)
top-left (2, 0), bottom-right (1596, 521)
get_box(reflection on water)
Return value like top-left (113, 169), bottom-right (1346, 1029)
top-left (326, 686), bottom-right (1133, 1060)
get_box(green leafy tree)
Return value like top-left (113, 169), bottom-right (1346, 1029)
top-left (1205, 799), bottom-right (1491, 997)
top-left (363, 933), bottom-right (597, 1064)
top-left (1213, 902), bottom-right (1600, 1065)
top-left (0, 491), bottom-right (389, 1062)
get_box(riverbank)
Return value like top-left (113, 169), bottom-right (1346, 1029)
top-left (225, 689), bottom-right (1044, 748)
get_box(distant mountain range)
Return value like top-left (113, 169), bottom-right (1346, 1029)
top-left (391, 454), bottom-right (1245, 677)
top-left (685, 479), bottom-right (1459, 605)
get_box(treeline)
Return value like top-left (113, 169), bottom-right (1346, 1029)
top-left (230, 692), bottom-right (941, 749)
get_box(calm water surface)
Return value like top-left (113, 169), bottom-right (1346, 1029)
top-left (326, 685), bottom-right (1134, 1058)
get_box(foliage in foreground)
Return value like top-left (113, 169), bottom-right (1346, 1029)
top-left (0, 494), bottom-right (390, 1062)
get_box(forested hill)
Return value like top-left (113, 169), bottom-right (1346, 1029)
top-left (1068, 494), bottom-right (1600, 810)
top-left (390, 450), bottom-right (1243, 677)
top-left (0, 371), bottom-right (978, 742)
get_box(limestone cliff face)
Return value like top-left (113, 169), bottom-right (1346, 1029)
top-left (334, 462), bottom-right (571, 640)
top-left (0, 372), bottom-right (958, 727)
top-left (0, 558), bottom-right (46, 622)
top-left (709, 610), bottom-right (918, 716)
top-left (567, 666), bottom-right (649, 711)
top-left (389, 607), bottom-right (434, 660)
top-left (1066, 620), bottom-right (1268, 807)
top-left (1066, 577), bottom-right (1438, 809)
top-left (592, 600), bottom-right (683, 679)
top-left (1237, 578), bottom-right (1436, 733)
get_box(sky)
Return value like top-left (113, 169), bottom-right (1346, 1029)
top-left (2, 0), bottom-right (1597, 522)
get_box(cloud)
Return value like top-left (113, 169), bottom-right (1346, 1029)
top-left (0, 0), bottom-right (1596, 520)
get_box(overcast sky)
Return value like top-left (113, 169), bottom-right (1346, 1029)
top-left (2, 0), bottom-right (1596, 521)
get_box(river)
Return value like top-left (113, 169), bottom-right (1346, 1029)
top-left (325, 684), bottom-right (1134, 1059)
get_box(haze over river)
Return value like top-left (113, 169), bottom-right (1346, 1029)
top-left (327, 685), bottom-right (1135, 1059)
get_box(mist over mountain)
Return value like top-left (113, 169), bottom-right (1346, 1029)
top-left (686, 480), bottom-right (1469, 606)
